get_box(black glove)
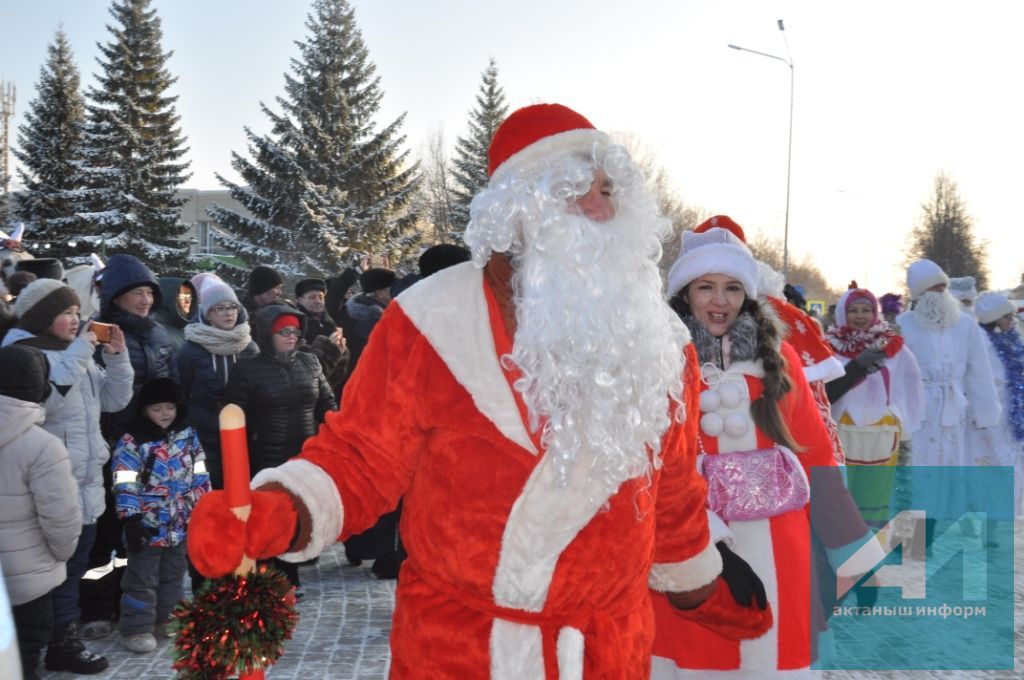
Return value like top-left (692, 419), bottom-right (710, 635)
top-left (853, 348), bottom-right (886, 374)
top-left (717, 542), bottom-right (768, 610)
top-left (123, 515), bottom-right (155, 553)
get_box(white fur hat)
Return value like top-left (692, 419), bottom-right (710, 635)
top-left (975, 292), bottom-right (1016, 325)
top-left (948, 276), bottom-right (978, 302)
top-left (906, 259), bottom-right (949, 300)
top-left (666, 227), bottom-right (758, 298)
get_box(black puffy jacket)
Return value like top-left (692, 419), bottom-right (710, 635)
top-left (222, 304), bottom-right (336, 476)
top-left (94, 254), bottom-right (176, 441)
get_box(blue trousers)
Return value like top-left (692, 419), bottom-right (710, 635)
top-left (52, 523), bottom-right (94, 628)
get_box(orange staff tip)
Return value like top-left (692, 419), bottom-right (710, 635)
top-left (220, 404), bottom-right (246, 430)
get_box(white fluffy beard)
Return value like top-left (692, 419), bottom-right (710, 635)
top-left (913, 290), bottom-right (963, 330)
top-left (467, 146), bottom-right (688, 497)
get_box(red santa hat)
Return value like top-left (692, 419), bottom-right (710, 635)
top-left (666, 215), bottom-right (758, 298)
top-left (487, 103), bottom-right (610, 180)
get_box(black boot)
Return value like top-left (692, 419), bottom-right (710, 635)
top-left (43, 621), bottom-right (109, 675)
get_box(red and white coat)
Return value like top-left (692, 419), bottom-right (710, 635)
top-left (252, 262), bottom-right (719, 679)
top-left (650, 341), bottom-right (870, 677)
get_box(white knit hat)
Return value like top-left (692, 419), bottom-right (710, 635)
top-left (906, 259), bottom-right (949, 300)
top-left (198, 276), bottom-right (240, 320)
top-left (975, 292), bottom-right (1016, 325)
top-left (666, 227), bottom-right (758, 298)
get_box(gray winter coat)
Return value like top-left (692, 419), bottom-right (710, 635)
top-left (2, 329), bottom-right (134, 522)
top-left (0, 395), bottom-right (82, 605)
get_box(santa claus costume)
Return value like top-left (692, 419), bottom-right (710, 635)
top-left (825, 288), bottom-right (925, 526)
top-left (897, 261), bottom-right (1000, 517)
top-left (188, 105), bottom-right (773, 678)
top-left (652, 218), bottom-right (877, 677)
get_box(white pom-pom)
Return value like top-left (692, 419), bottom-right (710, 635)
top-left (718, 383), bottom-right (742, 409)
top-left (724, 412), bottom-right (749, 438)
top-left (699, 390), bottom-right (721, 413)
top-left (700, 412), bottom-right (724, 437)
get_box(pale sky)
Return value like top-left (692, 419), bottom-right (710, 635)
top-left (2, 0), bottom-right (1023, 297)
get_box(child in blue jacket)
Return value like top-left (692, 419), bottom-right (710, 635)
top-left (111, 378), bottom-right (209, 653)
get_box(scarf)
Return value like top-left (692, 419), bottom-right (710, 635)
top-left (825, 321), bottom-right (904, 359)
top-left (683, 312), bottom-right (759, 369)
top-left (14, 332), bottom-right (71, 351)
top-left (987, 326), bottom-right (1024, 442)
top-left (184, 322), bottom-right (253, 356)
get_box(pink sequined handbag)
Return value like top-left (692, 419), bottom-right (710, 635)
top-left (702, 447), bottom-right (810, 521)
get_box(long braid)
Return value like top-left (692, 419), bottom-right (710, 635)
top-left (744, 298), bottom-right (801, 451)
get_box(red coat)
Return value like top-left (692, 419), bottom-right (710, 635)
top-left (251, 263), bottom-right (719, 679)
top-left (651, 341), bottom-right (867, 675)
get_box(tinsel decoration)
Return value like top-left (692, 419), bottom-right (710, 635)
top-left (170, 563), bottom-right (298, 679)
top-left (879, 293), bottom-right (903, 317)
top-left (987, 326), bottom-right (1024, 442)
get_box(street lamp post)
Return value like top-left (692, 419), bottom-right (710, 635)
top-left (729, 19), bottom-right (794, 279)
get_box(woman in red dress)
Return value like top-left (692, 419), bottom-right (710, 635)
top-left (651, 216), bottom-right (876, 677)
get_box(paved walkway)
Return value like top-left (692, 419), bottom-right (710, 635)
top-left (39, 544), bottom-right (395, 679)
top-left (38, 525), bottom-right (1022, 679)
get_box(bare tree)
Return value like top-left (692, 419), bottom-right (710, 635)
top-left (906, 171), bottom-right (989, 290)
top-left (617, 134), bottom-right (707, 279)
top-left (747, 232), bottom-right (839, 303)
top-left (417, 127), bottom-right (459, 244)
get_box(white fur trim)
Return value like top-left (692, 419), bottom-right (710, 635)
top-left (492, 442), bottom-right (617, 611)
top-left (251, 459), bottom-right (343, 563)
top-left (648, 538), bottom-right (722, 592)
top-left (556, 626), bottom-right (585, 680)
top-left (397, 262), bottom-right (537, 455)
top-left (732, 520), bottom-right (779, 669)
top-left (706, 508), bottom-right (736, 548)
top-left (490, 619), bottom-right (544, 680)
top-left (804, 355), bottom-right (845, 384)
top-left (666, 230), bottom-right (758, 298)
top-left (490, 128), bottom-right (611, 184)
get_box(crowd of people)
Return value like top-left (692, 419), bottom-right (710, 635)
top-left (0, 101), bottom-right (1020, 679)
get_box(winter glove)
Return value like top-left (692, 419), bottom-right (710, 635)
top-left (187, 489), bottom-right (299, 578)
top-left (123, 515), bottom-right (155, 553)
top-left (717, 542), bottom-right (768, 610)
top-left (666, 577), bottom-right (773, 640)
top-left (853, 347), bottom-right (886, 374)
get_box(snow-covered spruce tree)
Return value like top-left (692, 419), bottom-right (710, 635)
top-left (449, 58), bottom-right (508, 237)
top-left (13, 29), bottom-right (87, 262)
top-left (76, 0), bottom-right (190, 274)
top-left (209, 0), bottom-right (420, 284)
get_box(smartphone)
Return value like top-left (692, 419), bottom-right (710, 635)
top-left (91, 322), bottom-right (113, 343)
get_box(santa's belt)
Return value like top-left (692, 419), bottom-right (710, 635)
top-left (921, 378), bottom-right (965, 426)
top-left (409, 560), bottom-right (641, 679)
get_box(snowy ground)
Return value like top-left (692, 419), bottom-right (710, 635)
top-left (36, 526), bottom-right (1022, 679)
